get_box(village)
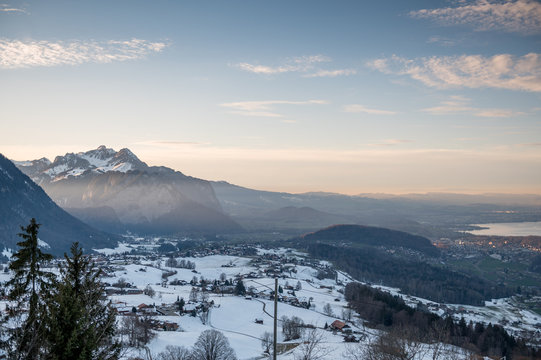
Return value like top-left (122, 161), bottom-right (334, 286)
top-left (1, 236), bottom-right (539, 359)
top-left (81, 237), bottom-right (541, 358)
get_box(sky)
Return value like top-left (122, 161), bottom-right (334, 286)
top-left (1, 0), bottom-right (540, 195)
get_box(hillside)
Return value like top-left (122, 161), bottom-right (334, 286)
top-left (15, 146), bottom-right (241, 235)
top-left (298, 224), bottom-right (440, 256)
top-left (0, 153), bottom-right (119, 255)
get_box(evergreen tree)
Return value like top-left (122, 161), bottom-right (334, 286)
top-left (43, 242), bottom-right (120, 359)
top-left (178, 297), bottom-right (185, 312)
top-left (3, 218), bottom-right (54, 360)
top-left (234, 280), bottom-right (246, 296)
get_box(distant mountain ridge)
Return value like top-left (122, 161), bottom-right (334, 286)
top-left (14, 147), bottom-right (539, 238)
top-left (211, 181), bottom-right (541, 239)
top-left (15, 146), bottom-right (241, 235)
top-left (0, 153), bottom-right (118, 255)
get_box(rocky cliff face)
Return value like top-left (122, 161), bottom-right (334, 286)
top-left (15, 146), bottom-right (241, 234)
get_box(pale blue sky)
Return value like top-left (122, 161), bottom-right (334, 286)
top-left (1, 0), bottom-right (540, 194)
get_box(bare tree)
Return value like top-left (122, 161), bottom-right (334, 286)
top-left (189, 287), bottom-right (199, 302)
top-left (144, 284), bottom-right (156, 298)
top-left (165, 256), bottom-right (178, 268)
top-left (294, 328), bottom-right (330, 360)
top-left (199, 309), bottom-right (209, 325)
top-left (191, 330), bottom-right (237, 360)
top-left (360, 327), bottom-right (425, 360)
top-left (201, 290), bottom-right (209, 303)
top-left (137, 314), bottom-right (156, 347)
top-left (220, 272), bottom-right (227, 282)
top-left (427, 321), bottom-right (449, 360)
top-left (261, 331), bottom-right (273, 355)
top-left (342, 307), bottom-right (354, 323)
top-left (119, 316), bottom-right (139, 347)
top-left (322, 303), bottom-right (334, 317)
top-left (156, 345), bottom-right (193, 360)
top-left (296, 281), bottom-right (302, 291)
top-left (343, 342), bottom-right (367, 360)
top-left (119, 314), bottom-right (156, 348)
top-left (113, 277), bottom-right (130, 293)
top-left (282, 316), bottom-right (305, 341)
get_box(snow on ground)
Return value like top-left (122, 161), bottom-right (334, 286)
top-left (103, 251), bottom-right (367, 359)
top-left (2, 248), bottom-right (12, 258)
top-left (103, 247), bottom-right (535, 359)
top-left (13, 245), bottom-right (530, 360)
top-left (368, 282), bottom-right (541, 335)
top-left (94, 242), bottom-right (134, 255)
top-left (256, 247), bottom-right (307, 257)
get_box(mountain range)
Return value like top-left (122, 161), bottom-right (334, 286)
top-left (13, 146), bottom-right (541, 240)
top-left (0, 153), bottom-right (118, 255)
top-left (15, 146), bottom-right (241, 235)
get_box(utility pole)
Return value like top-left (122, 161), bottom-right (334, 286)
top-left (273, 277), bottom-right (278, 360)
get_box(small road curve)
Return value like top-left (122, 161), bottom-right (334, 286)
top-left (207, 308), bottom-right (264, 342)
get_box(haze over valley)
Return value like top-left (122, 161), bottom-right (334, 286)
top-left (1, 1), bottom-right (541, 359)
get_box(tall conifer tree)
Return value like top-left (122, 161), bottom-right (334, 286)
top-left (43, 242), bottom-right (120, 359)
top-left (4, 218), bottom-right (54, 360)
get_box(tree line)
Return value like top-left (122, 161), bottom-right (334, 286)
top-left (344, 282), bottom-right (540, 360)
top-left (304, 242), bottom-right (511, 305)
top-left (0, 218), bottom-right (242, 360)
top-left (0, 218), bottom-right (119, 359)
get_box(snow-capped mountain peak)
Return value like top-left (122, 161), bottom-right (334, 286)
top-left (15, 146), bottom-right (148, 183)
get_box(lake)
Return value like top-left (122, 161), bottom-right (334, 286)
top-left (468, 221), bottom-right (541, 236)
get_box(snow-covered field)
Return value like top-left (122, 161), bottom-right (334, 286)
top-left (95, 248), bottom-right (540, 359)
top-left (104, 253), bottom-right (371, 359)
top-left (1, 243), bottom-right (538, 359)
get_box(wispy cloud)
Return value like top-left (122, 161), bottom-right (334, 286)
top-left (422, 95), bottom-right (474, 114)
top-left (426, 35), bottom-right (457, 46)
top-left (368, 53), bottom-right (541, 92)
top-left (343, 104), bottom-right (397, 115)
top-left (235, 55), bottom-right (356, 78)
top-left (236, 55), bottom-right (329, 74)
top-left (410, 0), bottom-right (541, 35)
top-left (475, 109), bottom-right (525, 117)
top-left (422, 95), bottom-right (525, 117)
top-left (0, 4), bottom-right (26, 13)
top-left (370, 139), bottom-right (414, 147)
top-left (142, 140), bottom-right (209, 146)
top-left (518, 142), bottom-right (541, 147)
top-left (221, 100), bottom-right (328, 117)
top-left (0, 38), bottom-right (167, 69)
top-left (303, 69), bottom-right (357, 78)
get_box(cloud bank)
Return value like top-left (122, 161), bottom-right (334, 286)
top-left (368, 53), bottom-right (541, 92)
top-left (0, 38), bottom-right (167, 69)
top-left (410, 0), bottom-right (541, 35)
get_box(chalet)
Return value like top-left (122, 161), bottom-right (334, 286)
top-left (160, 321), bottom-right (179, 331)
top-left (137, 303), bottom-right (150, 310)
top-left (330, 320), bottom-right (350, 332)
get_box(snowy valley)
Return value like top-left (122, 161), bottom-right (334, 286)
top-left (28, 236), bottom-right (538, 360)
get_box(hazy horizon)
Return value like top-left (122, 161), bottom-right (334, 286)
top-left (2, 1), bottom-right (540, 195)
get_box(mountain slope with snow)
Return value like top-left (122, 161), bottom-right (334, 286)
top-left (14, 146), bottom-right (241, 235)
top-left (15, 145), bottom-right (148, 184)
top-left (0, 153), bottom-right (119, 255)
